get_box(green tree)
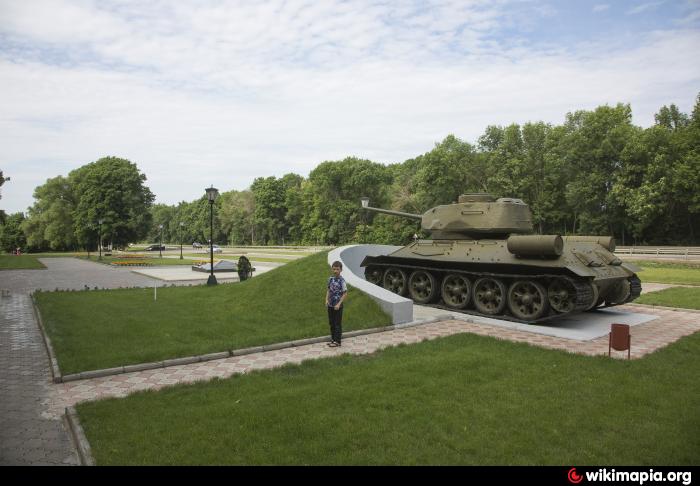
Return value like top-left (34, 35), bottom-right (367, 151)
top-left (302, 157), bottom-right (392, 245)
top-left (174, 196), bottom-right (225, 246)
top-left (560, 104), bottom-right (635, 237)
top-left (480, 123), bottom-right (570, 234)
top-left (251, 176), bottom-right (287, 245)
top-left (71, 157), bottom-right (155, 249)
top-left (148, 204), bottom-right (177, 244)
top-left (411, 135), bottom-right (481, 209)
top-left (22, 176), bottom-right (77, 251)
top-left (281, 173), bottom-right (305, 244)
top-left (220, 190), bottom-right (255, 245)
top-left (611, 98), bottom-right (700, 244)
top-left (0, 212), bottom-right (27, 253)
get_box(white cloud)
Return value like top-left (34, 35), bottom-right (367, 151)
top-left (593, 4), bottom-right (610, 13)
top-left (627, 1), bottom-right (665, 15)
top-left (1, 0), bottom-right (699, 213)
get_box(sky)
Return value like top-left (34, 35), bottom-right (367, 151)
top-left (1, 0), bottom-right (699, 214)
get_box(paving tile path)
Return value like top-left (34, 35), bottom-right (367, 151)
top-left (0, 293), bottom-right (80, 465)
top-left (0, 258), bottom-right (178, 466)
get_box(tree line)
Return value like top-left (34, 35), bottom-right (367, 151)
top-left (1, 95), bottom-right (698, 252)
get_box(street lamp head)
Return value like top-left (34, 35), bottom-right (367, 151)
top-left (180, 221), bottom-right (184, 227)
top-left (98, 218), bottom-right (104, 225)
top-left (159, 224), bottom-right (163, 230)
top-left (360, 197), bottom-right (370, 208)
top-left (205, 186), bottom-right (219, 204)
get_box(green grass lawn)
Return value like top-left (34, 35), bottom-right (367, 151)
top-left (633, 260), bottom-right (700, 285)
top-left (76, 330), bottom-right (700, 465)
top-left (36, 252), bottom-right (390, 374)
top-left (636, 287), bottom-right (700, 310)
top-left (0, 254), bottom-right (46, 269)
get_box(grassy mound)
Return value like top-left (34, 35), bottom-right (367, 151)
top-left (36, 251), bottom-right (390, 374)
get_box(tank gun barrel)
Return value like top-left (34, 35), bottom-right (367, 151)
top-left (360, 198), bottom-right (422, 221)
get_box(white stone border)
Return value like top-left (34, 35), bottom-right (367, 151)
top-left (328, 245), bottom-right (413, 324)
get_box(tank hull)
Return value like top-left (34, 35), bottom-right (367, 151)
top-left (361, 239), bottom-right (641, 324)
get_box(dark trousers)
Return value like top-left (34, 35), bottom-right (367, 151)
top-left (327, 305), bottom-right (343, 343)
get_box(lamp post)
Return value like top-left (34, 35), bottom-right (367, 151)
top-left (159, 224), bottom-right (164, 258)
top-left (98, 218), bottom-right (104, 260)
top-left (205, 186), bottom-right (219, 285)
top-left (179, 221), bottom-right (184, 259)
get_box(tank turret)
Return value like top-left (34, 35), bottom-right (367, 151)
top-left (361, 194), bottom-right (532, 239)
top-left (359, 194), bottom-right (641, 324)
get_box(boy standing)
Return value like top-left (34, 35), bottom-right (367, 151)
top-left (325, 261), bottom-right (347, 347)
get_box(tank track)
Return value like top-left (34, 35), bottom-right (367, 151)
top-left (626, 276), bottom-right (642, 303)
top-left (595, 275), bottom-right (642, 310)
top-left (366, 263), bottom-right (597, 324)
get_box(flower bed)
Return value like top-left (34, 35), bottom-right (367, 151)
top-left (110, 260), bottom-right (152, 267)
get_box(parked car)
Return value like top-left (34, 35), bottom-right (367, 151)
top-left (144, 244), bottom-right (166, 251)
top-left (212, 245), bottom-right (223, 253)
top-left (192, 242), bottom-right (202, 249)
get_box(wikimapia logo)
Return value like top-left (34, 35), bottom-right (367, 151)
top-left (566, 467), bottom-right (693, 485)
top-left (568, 468), bottom-right (584, 484)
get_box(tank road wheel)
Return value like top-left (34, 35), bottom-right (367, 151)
top-left (472, 278), bottom-right (507, 315)
top-left (606, 279), bottom-right (631, 305)
top-left (508, 280), bottom-right (549, 321)
top-left (365, 266), bottom-right (384, 286)
top-left (383, 267), bottom-right (408, 296)
top-left (548, 278), bottom-right (577, 314)
top-left (587, 284), bottom-right (601, 310)
top-left (408, 270), bottom-right (438, 304)
top-left (441, 274), bottom-right (471, 309)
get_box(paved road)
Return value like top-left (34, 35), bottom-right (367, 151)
top-left (0, 258), bottom-right (170, 466)
top-left (0, 257), bottom-right (159, 293)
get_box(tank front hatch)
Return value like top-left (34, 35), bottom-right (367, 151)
top-left (423, 194), bottom-right (534, 239)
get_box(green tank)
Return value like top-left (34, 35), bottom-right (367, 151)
top-left (360, 193), bottom-right (641, 323)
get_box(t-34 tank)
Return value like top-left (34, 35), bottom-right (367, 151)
top-left (359, 194), bottom-right (641, 323)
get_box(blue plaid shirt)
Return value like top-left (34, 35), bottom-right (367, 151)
top-left (327, 276), bottom-right (347, 307)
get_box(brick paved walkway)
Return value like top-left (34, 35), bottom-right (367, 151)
top-left (0, 293), bottom-right (80, 465)
top-left (0, 258), bottom-right (178, 466)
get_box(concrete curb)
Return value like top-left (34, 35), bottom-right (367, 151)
top-left (30, 292), bottom-right (64, 384)
top-left (65, 406), bottom-right (95, 466)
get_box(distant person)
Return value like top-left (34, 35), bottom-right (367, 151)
top-left (15, 247), bottom-right (21, 256)
top-left (325, 260), bottom-right (348, 347)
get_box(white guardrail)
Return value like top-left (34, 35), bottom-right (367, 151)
top-left (615, 246), bottom-right (700, 259)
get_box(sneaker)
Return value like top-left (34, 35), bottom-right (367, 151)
top-left (328, 341), bottom-right (340, 347)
